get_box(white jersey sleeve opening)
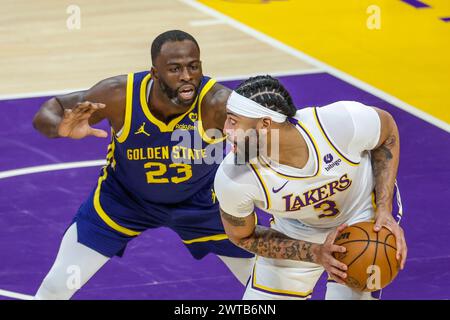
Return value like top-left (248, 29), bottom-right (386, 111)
top-left (214, 155), bottom-right (264, 218)
top-left (317, 101), bottom-right (381, 160)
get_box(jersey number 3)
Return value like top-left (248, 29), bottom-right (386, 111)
top-left (144, 162), bottom-right (192, 184)
top-left (313, 200), bottom-right (340, 219)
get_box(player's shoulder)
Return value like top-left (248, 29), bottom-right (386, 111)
top-left (217, 152), bottom-right (251, 178)
top-left (57, 74), bottom-right (127, 109)
top-left (96, 74), bottom-right (128, 92)
top-left (215, 153), bottom-right (255, 191)
top-left (292, 106), bottom-right (316, 124)
top-left (85, 74), bottom-right (128, 105)
top-left (322, 100), bottom-right (366, 108)
top-left (201, 80), bottom-right (231, 109)
top-left (199, 79), bottom-right (231, 130)
top-left (294, 101), bottom-right (374, 126)
top-left (317, 100), bottom-right (372, 115)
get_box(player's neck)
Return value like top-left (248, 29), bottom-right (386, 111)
top-left (149, 81), bottom-right (192, 124)
top-left (266, 122), bottom-right (309, 169)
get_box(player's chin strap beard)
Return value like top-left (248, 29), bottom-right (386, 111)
top-left (155, 78), bottom-right (177, 101)
top-left (234, 135), bottom-right (260, 165)
top-left (154, 78), bottom-right (197, 107)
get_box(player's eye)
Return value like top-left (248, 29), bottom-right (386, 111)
top-left (169, 66), bottom-right (180, 72)
top-left (228, 117), bottom-right (237, 126)
top-left (190, 64), bottom-right (199, 71)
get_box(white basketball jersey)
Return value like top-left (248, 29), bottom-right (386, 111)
top-left (248, 107), bottom-right (376, 232)
top-left (215, 103), bottom-right (381, 241)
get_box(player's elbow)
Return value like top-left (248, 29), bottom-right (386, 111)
top-left (220, 212), bottom-right (256, 246)
top-left (226, 229), bottom-right (257, 253)
top-left (226, 231), bottom-right (247, 246)
top-left (32, 107), bottom-right (47, 135)
top-left (32, 98), bottom-right (62, 138)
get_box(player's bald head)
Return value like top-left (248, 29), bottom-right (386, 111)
top-left (151, 30), bottom-right (200, 65)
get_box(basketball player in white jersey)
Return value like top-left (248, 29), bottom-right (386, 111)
top-left (214, 75), bottom-right (407, 300)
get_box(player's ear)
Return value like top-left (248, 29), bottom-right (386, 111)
top-left (259, 117), bottom-right (272, 130)
top-left (150, 66), bottom-right (158, 80)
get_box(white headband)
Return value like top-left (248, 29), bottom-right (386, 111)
top-left (226, 91), bottom-right (287, 123)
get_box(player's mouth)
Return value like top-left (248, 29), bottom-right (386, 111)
top-left (231, 142), bottom-right (237, 153)
top-left (178, 85), bottom-right (195, 101)
top-left (228, 138), bottom-right (239, 154)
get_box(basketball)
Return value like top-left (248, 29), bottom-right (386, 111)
top-left (333, 221), bottom-right (400, 292)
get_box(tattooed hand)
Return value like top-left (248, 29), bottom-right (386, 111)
top-left (316, 224), bottom-right (349, 284)
top-left (374, 208), bottom-right (407, 270)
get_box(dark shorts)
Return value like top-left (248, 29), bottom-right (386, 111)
top-left (72, 179), bottom-right (253, 260)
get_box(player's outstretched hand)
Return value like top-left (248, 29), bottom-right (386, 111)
top-left (317, 224), bottom-right (348, 284)
top-left (57, 101), bottom-right (107, 139)
top-left (374, 210), bottom-right (407, 270)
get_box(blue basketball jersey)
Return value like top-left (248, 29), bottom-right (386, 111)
top-left (101, 71), bottom-right (225, 204)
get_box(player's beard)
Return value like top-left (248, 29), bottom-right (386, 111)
top-left (234, 133), bottom-right (261, 165)
top-left (158, 78), bottom-right (198, 107)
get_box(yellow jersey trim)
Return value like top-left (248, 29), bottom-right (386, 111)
top-left (372, 191), bottom-right (377, 210)
top-left (116, 73), bottom-right (134, 143)
top-left (140, 73), bottom-right (199, 133)
top-left (197, 79), bottom-right (227, 144)
top-left (93, 154), bottom-right (141, 237)
top-left (257, 120), bottom-right (321, 180)
top-left (182, 233), bottom-right (228, 244)
top-left (106, 135), bottom-right (117, 169)
top-left (313, 107), bottom-right (359, 167)
top-left (249, 163), bottom-right (271, 210)
top-left (252, 262), bottom-right (313, 298)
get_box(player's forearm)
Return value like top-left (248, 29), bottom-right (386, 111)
top-left (234, 225), bottom-right (320, 263)
top-left (371, 116), bottom-right (400, 213)
top-left (32, 97), bottom-right (64, 138)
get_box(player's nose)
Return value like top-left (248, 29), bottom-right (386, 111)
top-left (223, 123), bottom-right (235, 137)
top-left (179, 67), bottom-right (192, 82)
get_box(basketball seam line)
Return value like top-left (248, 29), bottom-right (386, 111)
top-left (384, 233), bottom-right (395, 282)
top-left (346, 225), bottom-right (372, 291)
top-left (337, 240), bottom-right (397, 251)
top-left (364, 230), bottom-right (380, 291)
top-left (345, 226), bottom-right (371, 270)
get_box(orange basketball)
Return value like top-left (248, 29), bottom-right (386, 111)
top-left (333, 221), bottom-right (400, 292)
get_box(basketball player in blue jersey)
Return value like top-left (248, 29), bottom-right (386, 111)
top-left (31, 30), bottom-right (254, 299)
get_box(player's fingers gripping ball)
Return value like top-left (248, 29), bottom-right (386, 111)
top-left (333, 221), bottom-right (400, 292)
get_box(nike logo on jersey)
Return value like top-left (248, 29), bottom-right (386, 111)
top-left (272, 181), bottom-right (289, 193)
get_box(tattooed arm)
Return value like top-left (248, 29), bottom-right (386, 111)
top-left (220, 209), bottom-right (349, 284)
top-left (371, 108), bottom-right (400, 217)
top-left (371, 108), bottom-right (407, 269)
